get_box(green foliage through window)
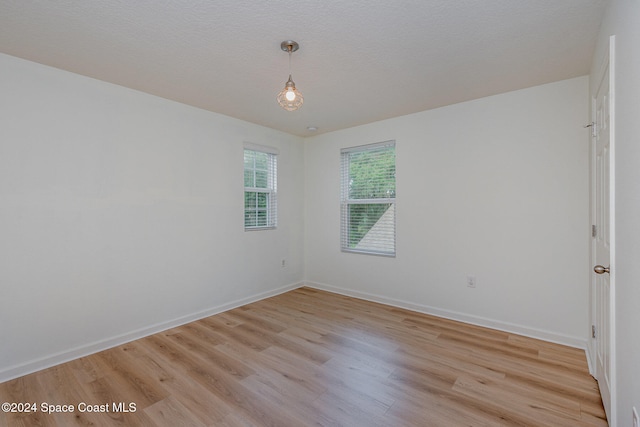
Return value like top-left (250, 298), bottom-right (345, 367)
top-left (244, 148), bottom-right (277, 229)
top-left (341, 142), bottom-right (396, 255)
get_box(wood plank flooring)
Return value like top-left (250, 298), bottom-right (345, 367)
top-left (0, 287), bottom-right (607, 426)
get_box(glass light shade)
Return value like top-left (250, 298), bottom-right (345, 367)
top-left (277, 75), bottom-right (303, 111)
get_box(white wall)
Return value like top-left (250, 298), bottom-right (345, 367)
top-left (305, 77), bottom-right (590, 346)
top-left (0, 53), bottom-right (305, 381)
top-left (591, 0), bottom-right (640, 425)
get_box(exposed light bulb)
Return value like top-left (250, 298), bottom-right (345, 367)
top-left (277, 75), bottom-right (303, 111)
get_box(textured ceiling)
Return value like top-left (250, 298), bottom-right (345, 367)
top-left (0, 0), bottom-right (607, 136)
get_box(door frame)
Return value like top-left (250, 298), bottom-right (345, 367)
top-left (589, 34), bottom-right (616, 426)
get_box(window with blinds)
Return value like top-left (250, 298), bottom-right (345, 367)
top-left (244, 143), bottom-right (278, 230)
top-left (341, 141), bottom-right (396, 256)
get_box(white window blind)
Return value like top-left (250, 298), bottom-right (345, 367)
top-left (341, 141), bottom-right (396, 256)
top-left (244, 145), bottom-right (277, 230)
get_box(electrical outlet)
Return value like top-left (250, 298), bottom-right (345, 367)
top-left (467, 275), bottom-right (476, 288)
top-left (633, 406), bottom-right (639, 427)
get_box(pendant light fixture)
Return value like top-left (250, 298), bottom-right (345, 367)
top-left (277, 40), bottom-right (304, 111)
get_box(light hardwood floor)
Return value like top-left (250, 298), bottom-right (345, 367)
top-left (0, 287), bottom-right (607, 426)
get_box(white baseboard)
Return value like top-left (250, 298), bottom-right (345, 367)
top-left (3, 280), bottom-right (588, 384)
top-left (305, 281), bottom-right (589, 350)
top-left (0, 282), bottom-right (304, 384)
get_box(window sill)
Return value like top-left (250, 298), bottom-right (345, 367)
top-left (245, 226), bottom-right (277, 232)
top-left (341, 248), bottom-right (396, 258)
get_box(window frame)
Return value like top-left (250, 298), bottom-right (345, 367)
top-left (244, 143), bottom-right (278, 231)
top-left (340, 140), bottom-right (396, 257)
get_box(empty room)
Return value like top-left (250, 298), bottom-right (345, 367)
top-left (1, 1), bottom-right (639, 426)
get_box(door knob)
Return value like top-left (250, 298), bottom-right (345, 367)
top-left (594, 265), bottom-right (610, 274)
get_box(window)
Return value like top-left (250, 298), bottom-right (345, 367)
top-left (244, 143), bottom-right (278, 230)
top-left (341, 141), bottom-right (396, 256)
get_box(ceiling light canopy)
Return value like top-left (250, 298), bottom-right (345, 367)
top-left (277, 40), bottom-right (303, 111)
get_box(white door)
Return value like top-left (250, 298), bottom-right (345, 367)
top-left (591, 35), bottom-right (615, 424)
